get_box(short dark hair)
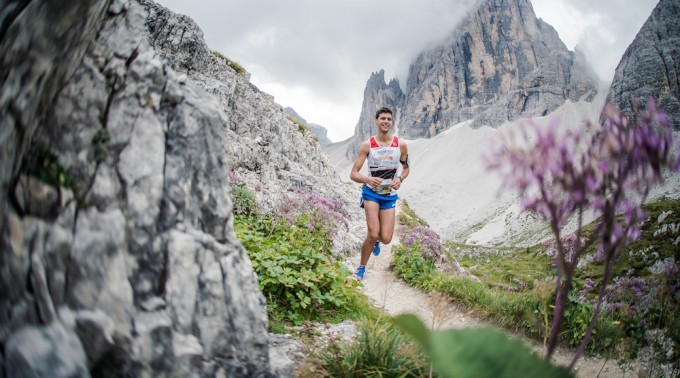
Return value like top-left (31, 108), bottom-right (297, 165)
top-left (375, 107), bottom-right (393, 119)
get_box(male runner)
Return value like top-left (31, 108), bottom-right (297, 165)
top-left (349, 106), bottom-right (409, 281)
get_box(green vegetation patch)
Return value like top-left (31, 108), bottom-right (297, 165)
top-left (211, 50), bottom-right (246, 75)
top-left (450, 243), bottom-right (551, 290)
top-left (231, 184), bottom-right (257, 215)
top-left (398, 199), bottom-right (429, 228)
top-left (235, 212), bottom-right (363, 328)
top-left (232, 185), bottom-right (370, 332)
top-left (92, 128), bottom-right (111, 163)
top-left (20, 148), bottom-right (75, 190)
top-left (286, 115), bottom-right (311, 135)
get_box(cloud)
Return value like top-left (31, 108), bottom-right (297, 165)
top-left (155, 0), bottom-right (658, 142)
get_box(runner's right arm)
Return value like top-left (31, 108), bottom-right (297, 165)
top-left (350, 141), bottom-right (382, 187)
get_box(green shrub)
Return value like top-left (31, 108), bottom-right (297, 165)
top-left (391, 245), bottom-right (437, 285)
top-left (231, 184), bottom-right (257, 215)
top-left (562, 293), bottom-right (593, 347)
top-left (235, 213), bottom-right (357, 327)
top-left (589, 313), bottom-right (624, 356)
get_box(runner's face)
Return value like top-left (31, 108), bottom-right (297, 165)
top-left (375, 113), bottom-right (392, 132)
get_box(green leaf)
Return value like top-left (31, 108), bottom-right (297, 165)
top-left (432, 327), bottom-right (573, 378)
top-left (393, 315), bottom-right (574, 378)
top-left (391, 314), bottom-right (430, 347)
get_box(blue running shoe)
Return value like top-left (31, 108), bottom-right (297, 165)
top-left (372, 241), bottom-right (381, 256)
top-left (353, 265), bottom-right (366, 281)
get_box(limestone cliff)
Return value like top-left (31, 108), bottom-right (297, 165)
top-left (605, 0), bottom-right (680, 131)
top-left (348, 0), bottom-right (599, 145)
top-left (283, 107), bottom-right (333, 146)
top-left (400, 0), bottom-right (598, 138)
top-left (346, 70), bottom-right (404, 159)
top-left (143, 2), bottom-right (344, 205)
top-left (0, 0), bottom-right (359, 376)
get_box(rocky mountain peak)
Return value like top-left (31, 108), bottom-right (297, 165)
top-left (401, 0), bottom-right (599, 138)
top-left (347, 0), bottom-right (600, 145)
top-left (345, 69), bottom-right (404, 159)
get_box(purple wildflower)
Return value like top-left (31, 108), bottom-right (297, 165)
top-left (228, 171), bottom-right (240, 185)
top-left (275, 189), bottom-right (349, 242)
top-left (602, 272), bottom-right (652, 320)
top-left (400, 225), bottom-right (444, 261)
top-left (485, 99), bottom-right (680, 363)
top-left (577, 278), bottom-right (595, 302)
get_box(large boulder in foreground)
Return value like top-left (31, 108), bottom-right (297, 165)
top-left (1, 0), bottom-right (272, 376)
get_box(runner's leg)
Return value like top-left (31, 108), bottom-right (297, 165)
top-left (361, 200), bottom-right (380, 265)
top-left (378, 207), bottom-right (396, 244)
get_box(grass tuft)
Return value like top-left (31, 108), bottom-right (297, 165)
top-left (306, 318), bottom-right (430, 378)
top-left (211, 50), bottom-right (246, 75)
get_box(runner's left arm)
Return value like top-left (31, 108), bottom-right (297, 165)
top-left (392, 141), bottom-right (409, 189)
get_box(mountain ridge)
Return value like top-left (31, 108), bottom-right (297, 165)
top-left (342, 0), bottom-right (599, 156)
top-left (283, 107), bottom-right (333, 146)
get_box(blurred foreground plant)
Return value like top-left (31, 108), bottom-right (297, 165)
top-left (392, 314), bottom-right (573, 378)
top-left (485, 99), bottom-right (680, 368)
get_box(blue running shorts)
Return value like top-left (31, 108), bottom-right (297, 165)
top-left (360, 185), bottom-right (398, 210)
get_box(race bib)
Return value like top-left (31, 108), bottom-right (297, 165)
top-left (371, 179), bottom-right (392, 195)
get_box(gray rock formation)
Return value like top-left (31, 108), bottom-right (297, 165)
top-left (399, 0), bottom-right (599, 138)
top-left (283, 107), bottom-right (333, 146)
top-left (347, 0), bottom-right (600, 146)
top-left (309, 123), bottom-right (332, 145)
top-left (605, 0), bottom-right (680, 130)
top-left (2, 0), bottom-right (270, 376)
top-left (143, 2), bottom-right (341, 200)
top-left (0, 0), bottom-right (362, 376)
top-left (0, 0), bottom-right (110, 242)
top-left (346, 70), bottom-right (404, 159)
top-left (142, 1), bottom-right (363, 257)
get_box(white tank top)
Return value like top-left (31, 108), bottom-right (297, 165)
top-left (366, 135), bottom-right (400, 195)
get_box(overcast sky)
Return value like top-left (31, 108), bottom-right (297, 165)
top-left (155, 0), bottom-right (658, 142)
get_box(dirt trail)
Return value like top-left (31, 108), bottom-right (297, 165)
top-left (350, 239), bottom-right (630, 378)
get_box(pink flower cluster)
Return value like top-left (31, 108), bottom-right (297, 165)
top-left (276, 189), bottom-right (349, 240)
top-left (543, 234), bottom-right (586, 263)
top-left (228, 171), bottom-right (241, 186)
top-left (602, 270), bottom-right (652, 319)
top-left (400, 225), bottom-right (444, 262)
